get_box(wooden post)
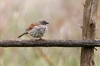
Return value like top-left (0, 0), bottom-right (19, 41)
top-left (81, 0), bottom-right (98, 66)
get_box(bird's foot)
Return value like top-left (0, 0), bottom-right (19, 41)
top-left (94, 48), bottom-right (97, 51)
top-left (39, 38), bottom-right (46, 40)
top-left (39, 37), bottom-right (43, 40)
top-left (35, 38), bottom-right (46, 41)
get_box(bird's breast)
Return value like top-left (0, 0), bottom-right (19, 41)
top-left (28, 25), bottom-right (47, 38)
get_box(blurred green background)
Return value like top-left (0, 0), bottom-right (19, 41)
top-left (0, 0), bottom-right (100, 66)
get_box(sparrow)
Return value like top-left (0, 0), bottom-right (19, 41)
top-left (18, 20), bottom-right (49, 39)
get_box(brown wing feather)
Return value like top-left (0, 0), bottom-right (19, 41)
top-left (26, 23), bottom-right (38, 31)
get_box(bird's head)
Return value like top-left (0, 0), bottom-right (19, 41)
top-left (39, 20), bottom-right (49, 25)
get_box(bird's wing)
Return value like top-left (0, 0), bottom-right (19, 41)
top-left (26, 23), bottom-right (39, 31)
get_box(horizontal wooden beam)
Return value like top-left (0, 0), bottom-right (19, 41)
top-left (0, 40), bottom-right (100, 47)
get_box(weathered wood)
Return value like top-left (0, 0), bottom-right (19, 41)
top-left (0, 40), bottom-right (100, 47)
top-left (81, 0), bottom-right (98, 66)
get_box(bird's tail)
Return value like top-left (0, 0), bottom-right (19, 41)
top-left (18, 32), bottom-right (28, 38)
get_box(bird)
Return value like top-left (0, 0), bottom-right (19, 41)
top-left (18, 20), bottom-right (49, 40)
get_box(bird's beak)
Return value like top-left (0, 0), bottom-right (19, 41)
top-left (46, 22), bottom-right (49, 24)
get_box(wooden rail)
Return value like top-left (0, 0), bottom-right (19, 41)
top-left (0, 40), bottom-right (100, 47)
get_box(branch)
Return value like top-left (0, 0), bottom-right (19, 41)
top-left (0, 40), bottom-right (100, 47)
